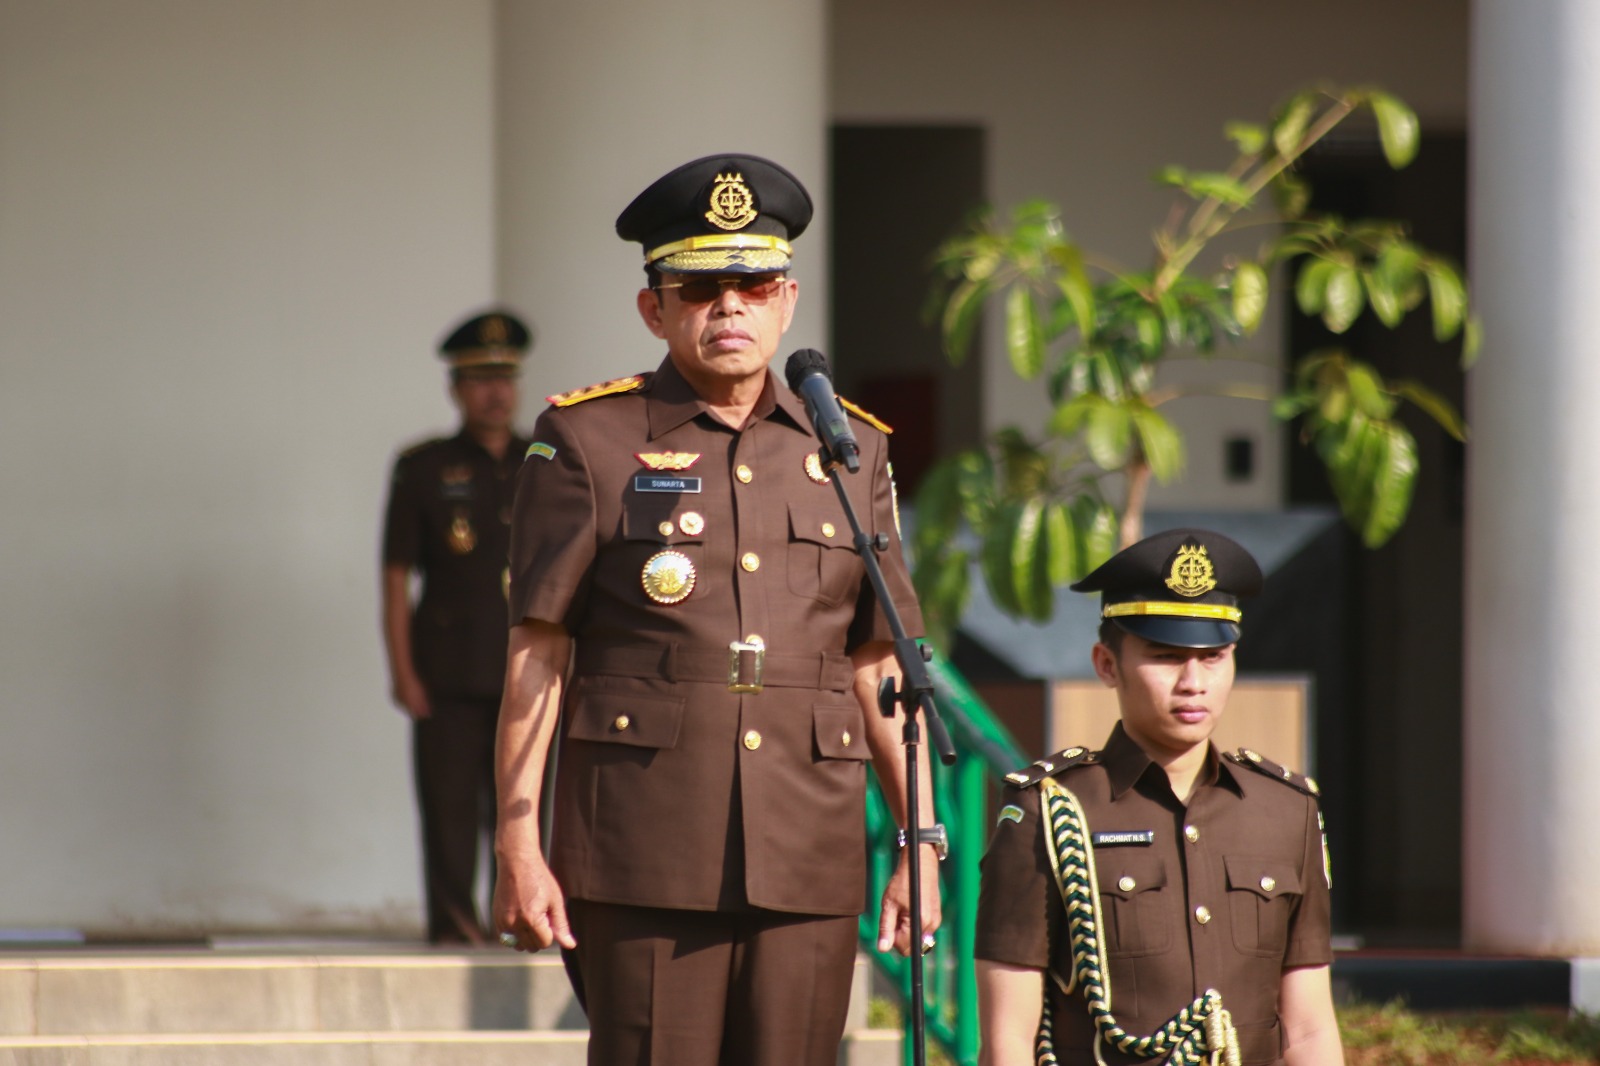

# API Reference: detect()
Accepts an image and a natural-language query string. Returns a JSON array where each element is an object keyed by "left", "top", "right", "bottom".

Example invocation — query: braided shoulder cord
[{"left": 1033, "top": 779, "right": 1240, "bottom": 1066}]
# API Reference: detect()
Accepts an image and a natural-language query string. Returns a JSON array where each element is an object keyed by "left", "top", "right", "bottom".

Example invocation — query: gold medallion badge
[
  {"left": 679, "top": 511, "right": 705, "bottom": 536},
  {"left": 803, "top": 452, "right": 831, "bottom": 485},
  {"left": 636, "top": 452, "right": 701, "bottom": 471},
  {"left": 641, "top": 550, "right": 697, "bottom": 604},
  {"left": 705, "top": 172, "right": 758, "bottom": 231},
  {"left": 449, "top": 510, "right": 477, "bottom": 554},
  {"left": 1164, "top": 543, "right": 1216, "bottom": 597}
]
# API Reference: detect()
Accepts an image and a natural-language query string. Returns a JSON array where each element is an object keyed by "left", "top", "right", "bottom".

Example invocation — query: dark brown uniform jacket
[
  {"left": 508, "top": 356, "right": 923, "bottom": 916},
  {"left": 383, "top": 429, "right": 528, "bottom": 698},
  {"left": 975, "top": 723, "right": 1332, "bottom": 1066}
]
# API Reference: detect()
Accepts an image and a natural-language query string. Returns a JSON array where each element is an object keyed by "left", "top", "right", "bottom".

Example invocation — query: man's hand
[
  {"left": 876, "top": 841, "right": 943, "bottom": 954},
  {"left": 492, "top": 847, "right": 576, "bottom": 951},
  {"left": 390, "top": 672, "right": 431, "bottom": 720}
]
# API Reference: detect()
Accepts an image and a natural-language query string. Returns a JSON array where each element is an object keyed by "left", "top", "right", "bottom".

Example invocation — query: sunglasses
[{"left": 655, "top": 274, "right": 788, "bottom": 304}]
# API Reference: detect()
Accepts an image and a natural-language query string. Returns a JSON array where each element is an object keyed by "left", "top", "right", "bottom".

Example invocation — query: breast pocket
[
  {"left": 1224, "top": 854, "right": 1303, "bottom": 957},
  {"left": 786, "top": 502, "right": 861, "bottom": 607},
  {"left": 621, "top": 495, "right": 706, "bottom": 547},
  {"left": 1095, "top": 852, "right": 1172, "bottom": 958}
]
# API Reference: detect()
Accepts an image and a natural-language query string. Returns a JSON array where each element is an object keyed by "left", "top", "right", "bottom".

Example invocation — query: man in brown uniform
[
  {"left": 975, "top": 529, "right": 1344, "bottom": 1066},
  {"left": 491, "top": 154, "right": 941, "bottom": 1064},
  {"left": 380, "top": 310, "right": 531, "bottom": 945}
]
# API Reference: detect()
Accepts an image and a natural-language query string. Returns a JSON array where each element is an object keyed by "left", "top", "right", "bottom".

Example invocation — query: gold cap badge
[
  {"left": 705, "top": 172, "right": 758, "bottom": 231},
  {"left": 641, "top": 550, "right": 697, "bottom": 605},
  {"left": 1164, "top": 543, "right": 1217, "bottom": 597}
]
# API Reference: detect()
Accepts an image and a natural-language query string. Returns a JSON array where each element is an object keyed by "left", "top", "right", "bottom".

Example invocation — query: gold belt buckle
[{"left": 728, "top": 637, "right": 765, "bottom": 693}]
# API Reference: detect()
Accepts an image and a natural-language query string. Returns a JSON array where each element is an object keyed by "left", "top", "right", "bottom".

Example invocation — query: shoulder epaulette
[
  {"left": 1002, "top": 745, "right": 1100, "bottom": 789},
  {"left": 1225, "top": 748, "right": 1322, "bottom": 801},
  {"left": 546, "top": 374, "right": 646, "bottom": 408},
  {"left": 838, "top": 396, "right": 892, "bottom": 434},
  {"left": 397, "top": 436, "right": 446, "bottom": 460}
]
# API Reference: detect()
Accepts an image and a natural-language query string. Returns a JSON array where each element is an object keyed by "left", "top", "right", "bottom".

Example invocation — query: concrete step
[{"left": 0, "top": 949, "right": 901, "bottom": 1066}]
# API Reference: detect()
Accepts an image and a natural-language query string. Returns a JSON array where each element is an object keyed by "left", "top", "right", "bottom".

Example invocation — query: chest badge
[
  {"left": 637, "top": 452, "right": 701, "bottom": 471},
  {"left": 679, "top": 511, "right": 705, "bottom": 536},
  {"left": 1165, "top": 543, "right": 1217, "bottom": 597},
  {"left": 448, "top": 509, "right": 476, "bottom": 554},
  {"left": 804, "top": 452, "right": 831, "bottom": 485},
  {"left": 441, "top": 464, "right": 474, "bottom": 500},
  {"left": 642, "top": 550, "right": 697, "bottom": 604}
]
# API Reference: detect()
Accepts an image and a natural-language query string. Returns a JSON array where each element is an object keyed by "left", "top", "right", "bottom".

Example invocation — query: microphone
[{"left": 785, "top": 349, "right": 860, "bottom": 474}]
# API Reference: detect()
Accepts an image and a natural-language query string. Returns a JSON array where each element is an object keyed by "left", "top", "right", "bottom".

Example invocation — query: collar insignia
[
  {"left": 1165, "top": 543, "right": 1217, "bottom": 597},
  {"left": 705, "top": 172, "right": 758, "bottom": 231},
  {"left": 636, "top": 452, "right": 701, "bottom": 471}
]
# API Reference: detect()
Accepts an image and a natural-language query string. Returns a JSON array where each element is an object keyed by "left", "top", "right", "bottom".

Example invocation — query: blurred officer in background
[{"left": 381, "top": 310, "right": 531, "bottom": 945}]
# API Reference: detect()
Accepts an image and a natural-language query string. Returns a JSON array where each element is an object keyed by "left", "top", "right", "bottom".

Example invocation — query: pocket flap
[
  {"left": 567, "top": 689, "right": 685, "bottom": 749},
  {"left": 814, "top": 703, "right": 870, "bottom": 760},
  {"left": 1096, "top": 852, "right": 1169, "bottom": 899},
  {"left": 622, "top": 497, "right": 703, "bottom": 544},
  {"left": 1224, "top": 854, "right": 1302, "bottom": 899},
  {"left": 788, "top": 502, "right": 851, "bottom": 548}
]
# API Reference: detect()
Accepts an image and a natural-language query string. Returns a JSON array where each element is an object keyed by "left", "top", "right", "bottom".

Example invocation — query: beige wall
[
  {"left": 0, "top": 0, "right": 497, "bottom": 933},
  {"left": 830, "top": 0, "right": 1469, "bottom": 511}
]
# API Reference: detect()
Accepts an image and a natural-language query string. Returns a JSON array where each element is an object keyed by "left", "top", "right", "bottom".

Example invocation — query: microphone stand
[{"left": 820, "top": 446, "right": 956, "bottom": 1066}]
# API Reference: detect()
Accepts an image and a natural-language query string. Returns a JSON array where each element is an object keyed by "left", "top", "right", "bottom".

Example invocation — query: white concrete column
[
  {"left": 1464, "top": 0, "right": 1600, "bottom": 955},
  {"left": 494, "top": 1, "right": 829, "bottom": 411}
]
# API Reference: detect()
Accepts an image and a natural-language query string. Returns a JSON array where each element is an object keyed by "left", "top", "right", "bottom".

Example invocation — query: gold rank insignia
[
  {"left": 642, "top": 550, "right": 696, "bottom": 604},
  {"left": 1164, "top": 543, "right": 1217, "bottom": 597},
  {"left": 839, "top": 396, "right": 892, "bottom": 434},
  {"left": 441, "top": 464, "right": 472, "bottom": 488},
  {"left": 636, "top": 452, "right": 701, "bottom": 471},
  {"left": 803, "top": 452, "right": 830, "bottom": 485},
  {"left": 449, "top": 510, "right": 476, "bottom": 554},
  {"left": 705, "top": 172, "right": 758, "bottom": 231},
  {"left": 546, "top": 375, "right": 646, "bottom": 407},
  {"left": 679, "top": 511, "right": 705, "bottom": 536}
]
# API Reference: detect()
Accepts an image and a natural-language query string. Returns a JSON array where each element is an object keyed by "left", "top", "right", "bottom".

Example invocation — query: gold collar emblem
[
  {"left": 705, "top": 172, "right": 758, "bottom": 231},
  {"left": 641, "top": 550, "right": 696, "bottom": 604},
  {"left": 1164, "top": 543, "right": 1216, "bottom": 597},
  {"left": 636, "top": 452, "right": 701, "bottom": 471},
  {"left": 803, "top": 452, "right": 831, "bottom": 485}
]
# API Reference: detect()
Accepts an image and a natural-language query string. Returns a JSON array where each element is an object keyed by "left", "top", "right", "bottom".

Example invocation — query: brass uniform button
[
  {"left": 735, "top": 464, "right": 754, "bottom": 483},
  {"left": 1184, "top": 825, "right": 1200, "bottom": 844},
  {"left": 841, "top": 731, "right": 852, "bottom": 747},
  {"left": 821, "top": 522, "right": 836, "bottom": 538},
  {"left": 741, "top": 552, "right": 761, "bottom": 572},
  {"left": 1260, "top": 875, "right": 1276, "bottom": 892},
  {"left": 657, "top": 521, "right": 675, "bottom": 536},
  {"left": 743, "top": 730, "right": 762, "bottom": 751},
  {"left": 1118, "top": 876, "right": 1136, "bottom": 892},
  {"left": 614, "top": 715, "right": 631, "bottom": 732},
  {"left": 1194, "top": 906, "right": 1212, "bottom": 925}
]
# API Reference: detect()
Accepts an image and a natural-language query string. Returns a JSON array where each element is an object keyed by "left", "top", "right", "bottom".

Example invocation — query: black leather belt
[{"left": 574, "top": 640, "right": 854, "bottom": 694}]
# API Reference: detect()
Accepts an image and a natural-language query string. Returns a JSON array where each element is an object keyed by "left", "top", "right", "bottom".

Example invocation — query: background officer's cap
[
  {"left": 615, "top": 153, "right": 813, "bottom": 274},
  {"left": 1071, "top": 527, "right": 1263, "bottom": 649},
  {"left": 437, "top": 310, "right": 532, "bottom": 378}
]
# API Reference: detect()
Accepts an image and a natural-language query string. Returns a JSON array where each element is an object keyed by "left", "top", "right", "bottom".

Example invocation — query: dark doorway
[
  {"left": 1287, "top": 132, "right": 1468, "bottom": 946},
  {"left": 829, "top": 125, "right": 986, "bottom": 497}
]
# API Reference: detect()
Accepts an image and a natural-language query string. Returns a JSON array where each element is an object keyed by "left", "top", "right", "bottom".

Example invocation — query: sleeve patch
[
  {"left": 997, "top": 804, "right": 1025, "bottom": 826},
  {"left": 525, "top": 441, "right": 557, "bottom": 461}
]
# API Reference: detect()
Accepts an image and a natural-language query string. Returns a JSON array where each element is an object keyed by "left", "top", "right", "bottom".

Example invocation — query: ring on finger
[
  {"left": 498, "top": 931, "right": 518, "bottom": 949},
  {"left": 920, "top": 933, "right": 936, "bottom": 955}
]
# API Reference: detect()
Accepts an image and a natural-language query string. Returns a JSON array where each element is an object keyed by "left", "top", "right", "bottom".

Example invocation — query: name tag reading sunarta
[
  {"left": 1092, "top": 830, "right": 1155, "bottom": 847},
  {"left": 633, "top": 474, "right": 703, "bottom": 494}
]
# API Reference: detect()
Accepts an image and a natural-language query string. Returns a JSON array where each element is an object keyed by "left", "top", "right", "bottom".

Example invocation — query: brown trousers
[
  {"left": 411, "top": 696, "right": 499, "bottom": 944},
  {"left": 565, "top": 900, "right": 860, "bottom": 1066}
]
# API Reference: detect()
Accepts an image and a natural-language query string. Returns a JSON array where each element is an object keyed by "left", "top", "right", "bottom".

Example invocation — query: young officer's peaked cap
[
  {"left": 1071, "top": 527, "right": 1263, "bottom": 649},
  {"left": 437, "top": 309, "right": 532, "bottom": 376},
  {"left": 616, "top": 153, "right": 813, "bottom": 274}
]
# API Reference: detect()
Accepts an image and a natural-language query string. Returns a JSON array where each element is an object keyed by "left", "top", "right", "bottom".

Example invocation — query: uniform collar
[
  {"left": 645, "top": 355, "right": 810, "bottom": 439},
  {"left": 1100, "top": 721, "right": 1240, "bottom": 800}
]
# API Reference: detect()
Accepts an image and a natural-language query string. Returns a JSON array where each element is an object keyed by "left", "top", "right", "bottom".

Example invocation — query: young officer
[{"left": 975, "top": 528, "right": 1344, "bottom": 1066}]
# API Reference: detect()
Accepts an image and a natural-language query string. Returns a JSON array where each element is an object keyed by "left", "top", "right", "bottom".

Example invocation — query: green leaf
[
  {"left": 1272, "top": 172, "right": 1312, "bottom": 219},
  {"left": 1361, "top": 423, "right": 1418, "bottom": 546},
  {"left": 1344, "top": 362, "right": 1396, "bottom": 419},
  {"left": 940, "top": 278, "right": 986, "bottom": 365},
  {"left": 1224, "top": 121, "right": 1268, "bottom": 156},
  {"left": 1363, "top": 269, "right": 1403, "bottom": 328},
  {"left": 1232, "top": 261, "right": 1269, "bottom": 335},
  {"left": 1084, "top": 400, "right": 1134, "bottom": 470},
  {"left": 1070, "top": 496, "right": 1119, "bottom": 575},
  {"left": 1049, "top": 392, "right": 1100, "bottom": 437},
  {"left": 1005, "top": 284, "right": 1044, "bottom": 379},
  {"left": 1391, "top": 379, "right": 1468, "bottom": 441},
  {"left": 912, "top": 548, "right": 969, "bottom": 653},
  {"left": 1424, "top": 259, "right": 1466, "bottom": 341},
  {"left": 1461, "top": 313, "right": 1482, "bottom": 368},
  {"left": 1042, "top": 502, "right": 1077, "bottom": 588},
  {"left": 1370, "top": 91, "right": 1420, "bottom": 169},
  {"left": 1373, "top": 241, "right": 1422, "bottom": 296},
  {"left": 1184, "top": 171, "right": 1255, "bottom": 207},
  {"left": 1134, "top": 307, "right": 1164, "bottom": 358},
  {"left": 979, "top": 501, "right": 1026, "bottom": 616},
  {"left": 1055, "top": 251, "right": 1097, "bottom": 342},
  {"left": 1130, "top": 403, "right": 1186, "bottom": 483},
  {"left": 1011, "top": 497, "right": 1051, "bottom": 620},
  {"left": 1272, "top": 391, "right": 1318, "bottom": 421},
  {"left": 1153, "top": 165, "right": 1189, "bottom": 189},
  {"left": 1296, "top": 258, "right": 1337, "bottom": 315},
  {"left": 1273, "top": 92, "right": 1316, "bottom": 159},
  {"left": 1323, "top": 263, "right": 1365, "bottom": 333}
]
